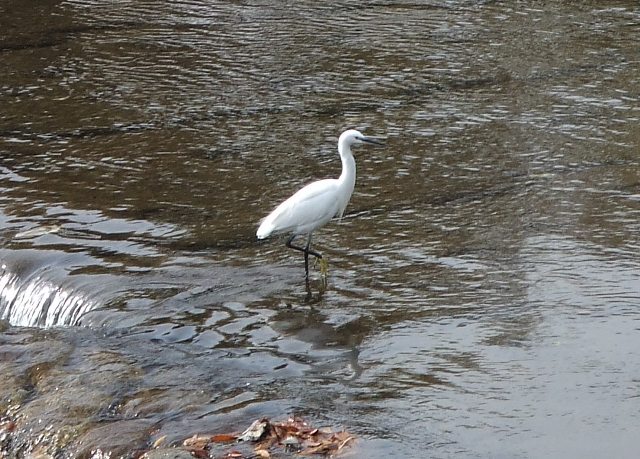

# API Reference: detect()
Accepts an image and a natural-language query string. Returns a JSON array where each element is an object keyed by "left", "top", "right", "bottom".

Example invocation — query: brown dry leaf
[
  {"left": 299, "top": 441, "right": 334, "bottom": 456},
  {"left": 254, "top": 448, "right": 271, "bottom": 458},
  {"left": 211, "top": 433, "right": 238, "bottom": 443},
  {"left": 256, "top": 433, "right": 279, "bottom": 451},
  {"left": 183, "top": 434, "right": 212, "bottom": 449},
  {"left": 302, "top": 441, "right": 321, "bottom": 448},
  {"left": 190, "top": 448, "right": 210, "bottom": 459},
  {"left": 270, "top": 424, "right": 290, "bottom": 441},
  {"left": 299, "top": 445, "right": 329, "bottom": 455},
  {"left": 332, "top": 431, "right": 352, "bottom": 442},
  {"left": 337, "top": 435, "right": 355, "bottom": 451},
  {"left": 180, "top": 417, "right": 354, "bottom": 458},
  {"left": 299, "top": 431, "right": 355, "bottom": 456}
]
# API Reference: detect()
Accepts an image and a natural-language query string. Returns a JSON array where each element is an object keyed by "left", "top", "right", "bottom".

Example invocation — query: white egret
[{"left": 257, "top": 129, "right": 383, "bottom": 278}]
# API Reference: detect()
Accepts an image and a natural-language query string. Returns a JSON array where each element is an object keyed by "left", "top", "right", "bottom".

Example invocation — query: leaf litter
[{"left": 182, "top": 417, "right": 355, "bottom": 458}]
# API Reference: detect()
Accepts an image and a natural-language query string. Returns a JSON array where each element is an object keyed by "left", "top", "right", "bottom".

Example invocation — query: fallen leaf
[
  {"left": 332, "top": 431, "right": 352, "bottom": 442},
  {"left": 337, "top": 435, "right": 355, "bottom": 451},
  {"left": 211, "top": 433, "right": 238, "bottom": 443},
  {"left": 270, "top": 424, "right": 289, "bottom": 441},
  {"left": 188, "top": 448, "right": 209, "bottom": 459},
  {"left": 299, "top": 431, "right": 355, "bottom": 456},
  {"left": 183, "top": 434, "right": 211, "bottom": 449},
  {"left": 181, "top": 417, "right": 355, "bottom": 458},
  {"left": 255, "top": 432, "right": 279, "bottom": 451},
  {"left": 303, "top": 441, "right": 321, "bottom": 448},
  {"left": 300, "top": 441, "right": 332, "bottom": 456}
]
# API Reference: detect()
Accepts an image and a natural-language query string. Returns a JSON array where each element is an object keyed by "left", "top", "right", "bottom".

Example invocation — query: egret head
[{"left": 339, "top": 129, "right": 384, "bottom": 148}]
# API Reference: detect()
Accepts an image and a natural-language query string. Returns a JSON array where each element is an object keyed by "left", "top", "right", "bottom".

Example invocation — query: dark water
[{"left": 1, "top": 0, "right": 639, "bottom": 457}]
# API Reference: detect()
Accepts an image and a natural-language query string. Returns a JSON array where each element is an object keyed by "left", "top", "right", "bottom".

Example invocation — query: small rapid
[{"left": 0, "top": 264, "right": 96, "bottom": 327}]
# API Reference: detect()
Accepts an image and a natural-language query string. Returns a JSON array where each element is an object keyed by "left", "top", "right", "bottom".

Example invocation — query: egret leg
[
  {"left": 304, "top": 248, "right": 309, "bottom": 278},
  {"left": 286, "top": 234, "right": 322, "bottom": 278},
  {"left": 303, "top": 233, "right": 313, "bottom": 278}
]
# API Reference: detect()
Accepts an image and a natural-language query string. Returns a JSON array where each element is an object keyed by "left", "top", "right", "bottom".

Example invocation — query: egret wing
[{"left": 257, "top": 179, "right": 340, "bottom": 237}]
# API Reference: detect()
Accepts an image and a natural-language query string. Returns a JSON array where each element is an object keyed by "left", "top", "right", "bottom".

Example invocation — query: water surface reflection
[{"left": 1, "top": 0, "right": 639, "bottom": 457}]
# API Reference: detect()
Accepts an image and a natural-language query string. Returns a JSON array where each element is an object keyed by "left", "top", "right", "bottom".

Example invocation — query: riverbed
[{"left": 1, "top": 1, "right": 639, "bottom": 458}]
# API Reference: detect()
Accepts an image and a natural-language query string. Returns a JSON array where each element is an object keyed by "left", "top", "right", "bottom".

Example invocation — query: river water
[{"left": 1, "top": 0, "right": 639, "bottom": 458}]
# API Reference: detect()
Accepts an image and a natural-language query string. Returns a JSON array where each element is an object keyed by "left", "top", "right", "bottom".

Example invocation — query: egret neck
[{"left": 336, "top": 136, "right": 357, "bottom": 219}]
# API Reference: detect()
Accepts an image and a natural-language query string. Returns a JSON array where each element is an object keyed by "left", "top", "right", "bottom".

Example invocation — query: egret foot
[{"left": 318, "top": 257, "right": 329, "bottom": 277}]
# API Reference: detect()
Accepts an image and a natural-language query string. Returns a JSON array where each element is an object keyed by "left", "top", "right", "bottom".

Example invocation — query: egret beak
[{"left": 361, "top": 136, "right": 385, "bottom": 146}]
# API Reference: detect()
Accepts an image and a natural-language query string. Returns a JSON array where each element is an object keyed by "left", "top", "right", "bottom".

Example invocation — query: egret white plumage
[{"left": 257, "top": 129, "right": 383, "bottom": 278}]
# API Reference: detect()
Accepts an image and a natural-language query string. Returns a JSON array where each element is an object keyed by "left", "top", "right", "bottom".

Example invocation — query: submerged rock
[
  {"left": 141, "top": 448, "right": 195, "bottom": 459},
  {"left": 71, "top": 419, "right": 155, "bottom": 458}
]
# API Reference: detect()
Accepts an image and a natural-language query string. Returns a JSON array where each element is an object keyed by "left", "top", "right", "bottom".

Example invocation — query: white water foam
[{"left": 0, "top": 265, "right": 97, "bottom": 327}]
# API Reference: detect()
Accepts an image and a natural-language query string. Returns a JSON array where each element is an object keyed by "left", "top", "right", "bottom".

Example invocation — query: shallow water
[{"left": 1, "top": 0, "right": 639, "bottom": 457}]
